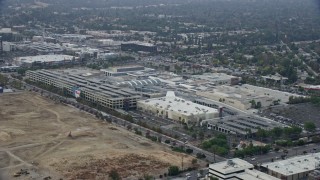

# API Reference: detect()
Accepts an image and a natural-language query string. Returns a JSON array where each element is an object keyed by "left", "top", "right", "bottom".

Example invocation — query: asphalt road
[{"left": 246, "top": 143, "right": 320, "bottom": 165}]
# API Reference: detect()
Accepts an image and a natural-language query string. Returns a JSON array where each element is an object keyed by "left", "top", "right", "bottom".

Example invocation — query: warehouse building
[
  {"left": 0, "top": 65, "right": 20, "bottom": 72},
  {"left": 15, "top": 55, "right": 78, "bottom": 67},
  {"left": 191, "top": 73, "right": 241, "bottom": 86},
  {"left": 26, "top": 69, "right": 140, "bottom": 109},
  {"left": 262, "top": 74, "right": 288, "bottom": 85},
  {"left": 202, "top": 115, "right": 280, "bottom": 136},
  {"left": 121, "top": 41, "right": 157, "bottom": 52},
  {"left": 261, "top": 153, "right": 320, "bottom": 180},
  {"left": 196, "top": 84, "right": 302, "bottom": 111},
  {"left": 209, "top": 158, "right": 279, "bottom": 180},
  {"left": 137, "top": 91, "right": 219, "bottom": 124},
  {"left": 196, "top": 85, "right": 275, "bottom": 110}
]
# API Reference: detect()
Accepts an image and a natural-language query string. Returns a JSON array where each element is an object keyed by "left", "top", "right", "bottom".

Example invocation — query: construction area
[{"left": 0, "top": 92, "right": 196, "bottom": 179}]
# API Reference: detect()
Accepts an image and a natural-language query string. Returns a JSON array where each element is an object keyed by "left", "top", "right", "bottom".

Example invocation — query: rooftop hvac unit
[{"left": 227, "top": 159, "right": 234, "bottom": 166}]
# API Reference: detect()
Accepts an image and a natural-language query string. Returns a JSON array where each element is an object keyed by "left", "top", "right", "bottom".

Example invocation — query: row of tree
[
  {"left": 234, "top": 144, "right": 271, "bottom": 158},
  {"left": 202, "top": 134, "right": 229, "bottom": 156}
]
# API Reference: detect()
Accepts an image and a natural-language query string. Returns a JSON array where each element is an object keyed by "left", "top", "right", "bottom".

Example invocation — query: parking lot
[{"left": 262, "top": 103, "right": 320, "bottom": 128}]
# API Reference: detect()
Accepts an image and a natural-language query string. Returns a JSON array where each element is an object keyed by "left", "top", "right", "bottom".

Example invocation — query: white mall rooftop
[{"left": 142, "top": 91, "right": 218, "bottom": 116}]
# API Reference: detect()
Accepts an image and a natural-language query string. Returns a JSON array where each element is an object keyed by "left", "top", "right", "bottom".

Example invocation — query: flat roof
[
  {"left": 28, "top": 69, "right": 140, "bottom": 99},
  {"left": 139, "top": 91, "right": 218, "bottom": 116},
  {"left": 304, "top": 85, "right": 320, "bottom": 90},
  {"left": 121, "top": 41, "right": 155, "bottom": 47},
  {"left": 209, "top": 158, "right": 254, "bottom": 174},
  {"left": 17, "top": 55, "right": 75, "bottom": 64},
  {"left": 262, "top": 152, "right": 320, "bottom": 176},
  {"left": 192, "top": 73, "right": 239, "bottom": 82},
  {"left": 262, "top": 75, "right": 289, "bottom": 81},
  {"left": 237, "top": 169, "right": 280, "bottom": 180},
  {"left": 242, "top": 84, "right": 303, "bottom": 103}
]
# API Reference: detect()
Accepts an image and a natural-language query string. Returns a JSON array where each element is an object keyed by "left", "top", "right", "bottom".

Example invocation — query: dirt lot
[{"left": 0, "top": 92, "right": 197, "bottom": 180}]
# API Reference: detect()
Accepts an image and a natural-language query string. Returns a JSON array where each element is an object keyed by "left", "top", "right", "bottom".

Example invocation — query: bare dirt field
[{"left": 0, "top": 92, "right": 197, "bottom": 180}]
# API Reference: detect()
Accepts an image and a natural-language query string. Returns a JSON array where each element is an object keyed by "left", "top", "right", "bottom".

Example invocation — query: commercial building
[
  {"left": 261, "top": 152, "right": 320, "bottom": 180},
  {"left": 54, "top": 34, "right": 93, "bottom": 42},
  {"left": 90, "top": 39, "right": 122, "bottom": 47},
  {"left": 134, "top": 86, "right": 164, "bottom": 98},
  {"left": 0, "top": 66, "right": 20, "bottom": 72},
  {"left": 196, "top": 85, "right": 275, "bottom": 110},
  {"left": 209, "top": 158, "right": 279, "bottom": 180},
  {"left": 303, "top": 85, "right": 320, "bottom": 96},
  {"left": 137, "top": 91, "right": 219, "bottom": 124},
  {"left": 121, "top": 41, "right": 157, "bottom": 52},
  {"left": 15, "top": 55, "right": 77, "bottom": 67},
  {"left": 17, "top": 42, "right": 64, "bottom": 54},
  {"left": 101, "top": 65, "right": 155, "bottom": 77},
  {"left": 0, "top": 28, "right": 16, "bottom": 41},
  {"left": 2, "top": 42, "right": 16, "bottom": 52},
  {"left": 309, "top": 169, "right": 320, "bottom": 180},
  {"left": 262, "top": 74, "right": 288, "bottom": 85},
  {"left": 191, "top": 73, "right": 241, "bottom": 86},
  {"left": 97, "top": 52, "right": 118, "bottom": 60},
  {"left": 116, "top": 78, "right": 161, "bottom": 87},
  {"left": 196, "top": 84, "right": 302, "bottom": 111},
  {"left": 26, "top": 69, "right": 140, "bottom": 109},
  {"left": 0, "top": 36, "right": 2, "bottom": 54},
  {"left": 202, "top": 115, "right": 280, "bottom": 136},
  {"left": 241, "top": 84, "right": 303, "bottom": 103}
]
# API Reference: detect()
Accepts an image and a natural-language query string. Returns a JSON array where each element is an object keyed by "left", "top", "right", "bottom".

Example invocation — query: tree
[
  {"left": 271, "top": 127, "right": 283, "bottom": 137},
  {"left": 168, "top": 166, "right": 180, "bottom": 176},
  {"left": 196, "top": 153, "right": 206, "bottom": 159},
  {"left": 0, "top": 74, "right": 8, "bottom": 86},
  {"left": 192, "top": 158, "right": 198, "bottom": 165},
  {"left": 185, "top": 148, "right": 193, "bottom": 154},
  {"left": 256, "top": 128, "right": 268, "bottom": 139},
  {"left": 250, "top": 100, "right": 256, "bottom": 108},
  {"left": 143, "top": 174, "right": 153, "bottom": 180},
  {"left": 192, "top": 133, "right": 197, "bottom": 139},
  {"left": 199, "top": 131, "right": 205, "bottom": 140},
  {"left": 256, "top": 101, "right": 262, "bottom": 109},
  {"left": 109, "top": 169, "right": 121, "bottom": 180},
  {"left": 304, "top": 121, "right": 316, "bottom": 132},
  {"left": 17, "top": 68, "right": 27, "bottom": 75},
  {"left": 312, "top": 136, "right": 320, "bottom": 143}
]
